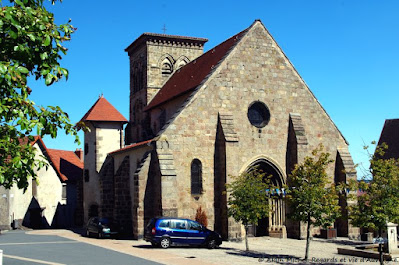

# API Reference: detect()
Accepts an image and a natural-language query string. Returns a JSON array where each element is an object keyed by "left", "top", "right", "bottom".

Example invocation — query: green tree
[
  {"left": 348, "top": 142, "right": 399, "bottom": 237},
  {"left": 286, "top": 145, "right": 341, "bottom": 261},
  {"left": 226, "top": 167, "right": 273, "bottom": 251},
  {"left": 0, "top": 0, "right": 78, "bottom": 190}
]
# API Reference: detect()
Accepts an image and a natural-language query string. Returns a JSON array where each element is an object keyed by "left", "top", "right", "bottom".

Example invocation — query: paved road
[
  {"left": 0, "top": 230, "right": 160, "bottom": 265},
  {"left": 2, "top": 229, "right": 399, "bottom": 265}
]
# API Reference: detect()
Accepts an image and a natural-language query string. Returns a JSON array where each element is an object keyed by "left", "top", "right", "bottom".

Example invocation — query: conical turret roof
[{"left": 80, "top": 96, "right": 127, "bottom": 123}]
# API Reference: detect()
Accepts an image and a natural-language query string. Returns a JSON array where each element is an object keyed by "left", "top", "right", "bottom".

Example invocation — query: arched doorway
[{"left": 247, "top": 159, "right": 286, "bottom": 238}]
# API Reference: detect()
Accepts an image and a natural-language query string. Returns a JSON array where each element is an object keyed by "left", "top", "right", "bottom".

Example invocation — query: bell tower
[{"left": 124, "top": 33, "right": 208, "bottom": 144}]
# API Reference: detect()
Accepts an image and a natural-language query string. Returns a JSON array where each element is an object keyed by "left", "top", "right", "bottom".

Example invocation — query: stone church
[{"left": 79, "top": 20, "right": 358, "bottom": 240}]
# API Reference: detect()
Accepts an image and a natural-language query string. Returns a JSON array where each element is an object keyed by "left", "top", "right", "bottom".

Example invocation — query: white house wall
[{"left": 33, "top": 143, "right": 63, "bottom": 226}]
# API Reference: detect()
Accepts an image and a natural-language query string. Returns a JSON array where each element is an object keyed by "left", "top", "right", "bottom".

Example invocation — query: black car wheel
[
  {"left": 207, "top": 238, "right": 217, "bottom": 249},
  {"left": 160, "top": 237, "right": 171, "bottom": 249},
  {"left": 85, "top": 229, "right": 90, "bottom": 238},
  {"left": 98, "top": 232, "right": 103, "bottom": 239}
]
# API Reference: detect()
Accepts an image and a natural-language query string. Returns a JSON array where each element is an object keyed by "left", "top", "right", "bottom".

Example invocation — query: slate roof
[
  {"left": 80, "top": 96, "right": 127, "bottom": 123},
  {"left": 144, "top": 27, "right": 248, "bottom": 111},
  {"left": 377, "top": 119, "right": 399, "bottom": 159},
  {"left": 108, "top": 139, "right": 153, "bottom": 155},
  {"left": 47, "top": 149, "right": 83, "bottom": 182}
]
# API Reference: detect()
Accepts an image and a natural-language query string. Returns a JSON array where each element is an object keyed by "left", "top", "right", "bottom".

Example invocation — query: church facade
[{"left": 80, "top": 20, "right": 358, "bottom": 240}]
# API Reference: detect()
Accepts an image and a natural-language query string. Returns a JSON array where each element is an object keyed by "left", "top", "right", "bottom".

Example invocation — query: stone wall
[
  {"left": 143, "top": 151, "right": 162, "bottom": 233},
  {"left": 154, "top": 21, "right": 351, "bottom": 240},
  {"left": 0, "top": 187, "right": 11, "bottom": 230},
  {"left": 99, "top": 157, "right": 115, "bottom": 219},
  {"left": 114, "top": 156, "right": 132, "bottom": 236},
  {"left": 125, "top": 35, "right": 206, "bottom": 144},
  {"left": 83, "top": 122, "right": 99, "bottom": 222},
  {"left": 214, "top": 119, "right": 228, "bottom": 239},
  {"left": 84, "top": 121, "right": 123, "bottom": 223}
]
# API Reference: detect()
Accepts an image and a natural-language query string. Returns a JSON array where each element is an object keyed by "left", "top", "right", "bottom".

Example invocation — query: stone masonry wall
[
  {"left": 99, "top": 157, "right": 115, "bottom": 219},
  {"left": 126, "top": 37, "right": 205, "bottom": 144},
  {"left": 114, "top": 156, "right": 132, "bottom": 237},
  {"left": 155, "top": 21, "right": 350, "bottom": 240},
  {"left": 146, "top": 41, "right": 205, "bottom": 102}
]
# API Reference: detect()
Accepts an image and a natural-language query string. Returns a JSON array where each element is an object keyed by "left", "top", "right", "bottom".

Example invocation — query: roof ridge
[
  {"left": 48, "top": 148, "right": 75, "bottom": 152},
  {"left": 109, "top": 139, "right": 153, "bottom": 155}
]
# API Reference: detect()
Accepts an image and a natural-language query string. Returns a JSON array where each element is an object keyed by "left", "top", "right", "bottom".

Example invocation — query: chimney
[{"left": 75, "top": 148, "right": 83, "bottom": 161}]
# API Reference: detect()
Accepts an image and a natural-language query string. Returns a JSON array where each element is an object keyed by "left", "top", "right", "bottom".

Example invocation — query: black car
[
  {"left": 85, "top": 217, "right": 118, "bottom": 239},
  {"left": 144, "top": 217, "right": 222, "bottom": 249}
]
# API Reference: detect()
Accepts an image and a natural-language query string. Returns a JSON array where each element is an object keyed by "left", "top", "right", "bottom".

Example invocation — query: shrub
[{"left": 195, "top": 206, "right": 208, "bottom": 227}]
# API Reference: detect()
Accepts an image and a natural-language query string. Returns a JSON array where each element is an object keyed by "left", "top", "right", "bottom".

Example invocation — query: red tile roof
[
  {"left": 17, "top": 136, "right": 68, "bottom": 182},
  {"left": 47, "top": 149, "right": 83, "bottom": 182},
  {"left": 144, "top": 27, "right": 249, "bottom": 111},
  {"left": 80, "top": 96, "right": 127, "bottom": 123},
  {"left": 377, "top": 119, "right": 399, "bottom": 159},
  {"left": 17, "top": 136, "right": 83, "bottom": 182},
  {"left": 109, "top": 139, "right": 153, "bottom": 155}
]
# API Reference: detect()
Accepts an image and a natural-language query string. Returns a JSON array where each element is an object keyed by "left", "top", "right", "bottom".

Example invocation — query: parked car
[
  {"left": 144, "top": 217, "right": 222, "bottom": 249},
  {"left": 85, "top": 217, "right": 118, "bottom": 239}
]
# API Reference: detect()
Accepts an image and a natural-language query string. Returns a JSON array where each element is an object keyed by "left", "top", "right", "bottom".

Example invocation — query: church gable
[
  {"left": 159, "top": 20, "right": 347, "bottom": 149},
  {"left": 155, "top": 20, "right": 350, "bottom": 197}
]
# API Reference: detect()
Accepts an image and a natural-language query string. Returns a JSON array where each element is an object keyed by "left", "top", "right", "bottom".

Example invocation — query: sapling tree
[
  {"left": 226, "top": 167, "right": 273, "bottom": 251},
  {"left": 348, "top": 142, "right": 399, "bottom": 237},
  {"left": 286, "top": 145, "right": 341, "bottom": 261}
]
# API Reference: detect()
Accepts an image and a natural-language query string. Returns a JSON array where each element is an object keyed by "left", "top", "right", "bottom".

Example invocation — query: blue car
[{"left": 144, "top": 217, "right": 222, "bottom": 249}]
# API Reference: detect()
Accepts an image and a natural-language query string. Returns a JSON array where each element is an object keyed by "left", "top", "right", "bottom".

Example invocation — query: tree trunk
[
  {"left": 305, "top": 214, "right": 311, "bottom": 261},
  {"left": 244, "top": 224, "right": 249, "bottom": 252}
]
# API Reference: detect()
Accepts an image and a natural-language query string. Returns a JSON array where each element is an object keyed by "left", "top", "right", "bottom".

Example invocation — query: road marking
[
  {"left": 0, "top": 241, "right": 79, "bottom": 246},
  {"left": 3, "top": 254, "right": 66, "bottom": 265}
]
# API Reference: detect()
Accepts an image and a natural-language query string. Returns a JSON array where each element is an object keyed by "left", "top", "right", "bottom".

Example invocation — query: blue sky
[{"left": 26, "top": 0, "right": 398, "bottom": 178}]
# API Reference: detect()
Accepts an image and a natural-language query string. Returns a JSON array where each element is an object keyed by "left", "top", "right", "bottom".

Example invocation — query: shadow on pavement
[
  {"left": 133, "top": 244, "right": 154, "bottom": 249},
  {"left": 133, "top": 244, "right": 235, "bottom": 251},
  {"left": 322, "top": 239, "right": 365, "bottom": 246},
  {"left": 67, "top": 227, "right": 135, "bottom": 240},
  {"left": 68, "top": 227, "right": 85, "bottom": 236}
]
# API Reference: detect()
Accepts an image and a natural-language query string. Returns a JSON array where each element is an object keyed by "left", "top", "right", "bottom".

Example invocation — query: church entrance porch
[{"left": 247, "top": 158, "right": 286, "bottom": 238}]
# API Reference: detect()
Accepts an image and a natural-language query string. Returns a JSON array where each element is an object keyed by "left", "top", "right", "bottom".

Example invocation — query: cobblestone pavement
[{"left": 26, "top": 229, "right": 399, "bottom": 265}]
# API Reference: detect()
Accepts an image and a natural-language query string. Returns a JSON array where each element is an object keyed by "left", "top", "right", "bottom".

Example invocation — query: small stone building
[{"left": 80, "top": 20, "right": 358, "bottom": 240}]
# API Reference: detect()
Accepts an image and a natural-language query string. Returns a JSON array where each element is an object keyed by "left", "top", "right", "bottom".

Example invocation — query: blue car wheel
[
  {"left": 207, "top": 238, "right": 217, "bottom": 249},
  {"left": 160, "top": 237, "right": 171, "bottom": 249}
]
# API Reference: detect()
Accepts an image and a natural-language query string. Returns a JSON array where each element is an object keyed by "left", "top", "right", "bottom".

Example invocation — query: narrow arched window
[
  {"left": 176, "top": 60, "right": 187, "bottom": 70},
  {"left": 161, "top": 59, "right": 173, "bottom": 75},
  {"left": 191, "top": 159, "right": 202, "bottom": 195}
]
